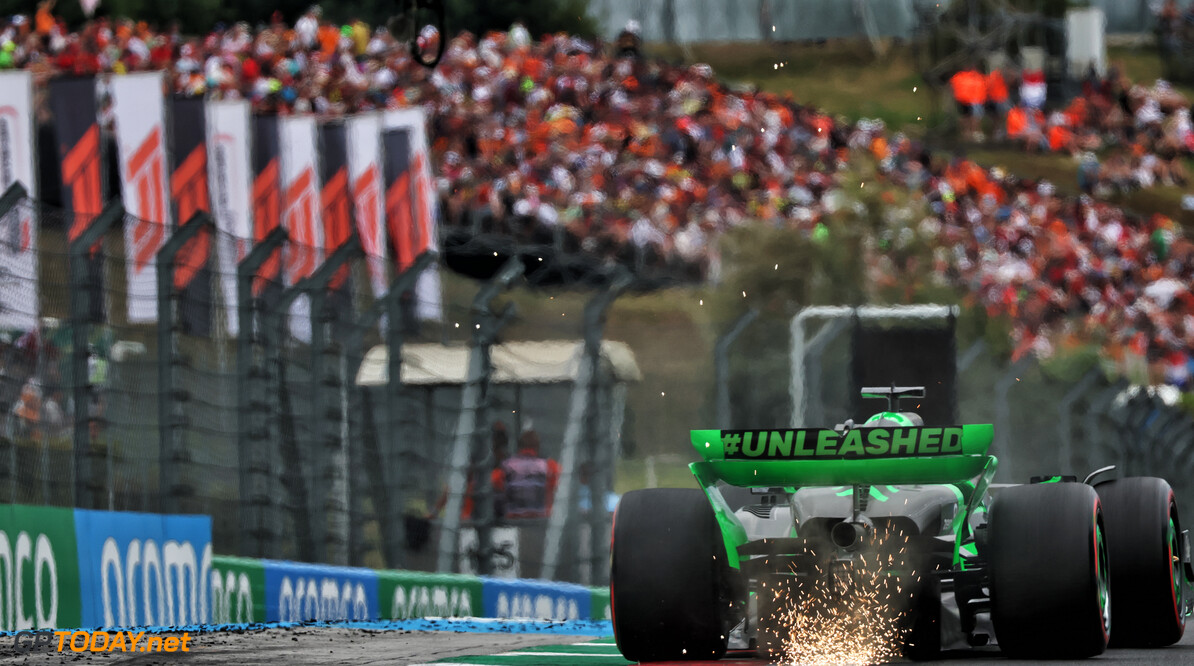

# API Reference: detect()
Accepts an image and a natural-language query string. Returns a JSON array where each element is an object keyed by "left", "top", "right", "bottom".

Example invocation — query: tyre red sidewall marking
[
  {"left": 609, "top": 505, "right": 618, "bottom": 633},
  {"left": 1093, "top": 499, "right": 1110, "bottom": 643},
  {"left": 1167, "top": 492, "right": 1182, "bottom": 628}
]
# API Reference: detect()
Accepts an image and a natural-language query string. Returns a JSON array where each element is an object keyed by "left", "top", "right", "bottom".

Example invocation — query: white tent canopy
[{"left": 355, "top": 340, "right": 642, "bottom": 387}]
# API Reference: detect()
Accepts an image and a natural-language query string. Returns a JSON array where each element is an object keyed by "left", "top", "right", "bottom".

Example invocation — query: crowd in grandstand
[
  {"left": 1157, "top": 0, "right": 1194, "bottom": 53},
  {"left": 852, "top": 117, "right": 1194, "bottom": 387},
  {"left": 1, "top": 7, "right": 1193, "bottom": 388},
  {"left": 949, "top": 61, "right": 1192, "bottom": 196}
]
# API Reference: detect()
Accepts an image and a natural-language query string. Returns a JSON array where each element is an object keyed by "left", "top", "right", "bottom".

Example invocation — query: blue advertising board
[
  {"left": 262, "top": 559, "right": 379, "bottom": 622},
  {"left": 481, "top": 577, "right": 592, "bottom": 621},
  {"left": 73, "top": 509, "right": 212, "bottom": 628}
]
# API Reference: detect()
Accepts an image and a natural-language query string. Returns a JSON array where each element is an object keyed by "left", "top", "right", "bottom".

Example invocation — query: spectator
[
  {"left": 34, "top": 0, "right": 55, "bottom": 38},
  {"left": 87, "top": 343, "right": 107, "bottom": 440},
  {"left": 6, "top": 382, "right": 41, "bottom": 441},
  {"left": 1006, "top": 103, "right": 1046, "bottom": 150},
  {"left": 1020, "top": 67, "right": 1047, "bottom": 110},
  {"left": 295, "top": 6, "right": 321, "bottom": 50},
  {"left": 41, "top": 388, "right": 66, "bottom": 439},
  {"left": 494, "top": 428, "right": 560, "bottom": 519},
  {"left": 614, "top": 20, "right": 642, "bottom": 59},
  {"left": 985, "top": 63, "right": 1010, "bottom": 140},
  {"left": 950, "top": 63, "right": 987, "bottom": 142}
]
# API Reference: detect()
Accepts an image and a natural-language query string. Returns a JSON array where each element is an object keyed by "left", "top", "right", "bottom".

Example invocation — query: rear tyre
[
  {"left": 1096, "top": 477, "right": 1185, "bottom": 647},
  {"left": 611, "top": 488, "right": 733, "bottom": 662},
  {"left": 988, "top": 483, "right": 1110, "bottom": 658}
]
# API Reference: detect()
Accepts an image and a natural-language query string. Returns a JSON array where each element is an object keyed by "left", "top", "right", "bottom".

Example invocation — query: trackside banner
[
  {"left": 49, "top": 76, "right": 102, "bottom": 241},
  {"left": 319, "top": 122, "right": 353, "bottom": 260},
  {"left": 206, "top": 100, "right": 253, "bottom": 336},
  {"left": 0, "top": 504, "right": 82, "bottom": 630},
  {"left": 1, "top": 503, "right": 609, "bottom": 631},
  {"left": 227, "top": 560, "right": 605, "bottom": 623},
  {"left": 346, "top": 113, "right": 387, "bottom": 307},
  {"left": 251, "top": 115, "right": 282, "bottom": 298},
  {"left": 49, "top": 76, "right": 104, "bottom": 323},
  {"left": 73, "top": 510, "right": 213, "bottom": 628},
  {"left": 382, "top": 108, "right": 441, "bottom": 322},
  {"left": 318, "top": 121, "right": 354, "bottom": 338},
  {"left": 0, "top": 70, "right": 38, "bottom": 333},
  {"left": 278, "top": 115, "right": 323, "bottom": 343},
  {"left": 169, "top": 95, "right": 212, "bottom": 337},
  {"left": 110, "top": 71, "right": 169, "bottom": 324},
  {"left": 0, "top": 504, "right": 210, "bottom": 631},
  {"left": 208, "top": 556, "right": 265, "bottom": 624}
]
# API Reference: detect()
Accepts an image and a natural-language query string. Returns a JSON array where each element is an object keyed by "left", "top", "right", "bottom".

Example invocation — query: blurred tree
[
  {"left": 444, "top": 0, "right": 597, "bottom": 40},
  {"left": 0, "top": 0, "right": 595, "bottom": 38}
]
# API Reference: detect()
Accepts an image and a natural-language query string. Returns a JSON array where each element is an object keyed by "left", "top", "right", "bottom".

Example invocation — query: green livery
[{"left": 610, "top": 384, "right": 1194, "bottom": 663}]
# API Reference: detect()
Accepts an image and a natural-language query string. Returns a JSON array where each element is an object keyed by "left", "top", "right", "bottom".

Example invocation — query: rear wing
[{"left": 689, "top": 425, "right": 994, "bottom": 487}]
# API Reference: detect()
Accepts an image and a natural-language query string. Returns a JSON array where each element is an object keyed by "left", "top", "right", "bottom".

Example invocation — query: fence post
[
  {"left": 715, "top": 309, "right": 758, "bottom": 429},
  {"left": 236, "top": 227, "right": 288, "bottom": 558},
  {"left": 67, "top": 199, "right": 124, "bottom": 510},
  {"left": 0, "top": 184, "right": 26, "bottom": 505},
  {"left": 1112, "top": 391, "right": 1155, "bottom": 475},
  {"left": 542, "top": 268, "right": 634, "bottom": 583},
  {"left": 266, "top": 279, "right": 317, "bottom": 563},
  {"left": 0, "top": 183, "right": 26, "bottom": 212},
  {"left": 1057, "top": 368, "right": 1101, "bottom": 472},
  {"left": 1085, "top": 381, "right": 1128, "bottom": 471},
  {"left": 436, "top": 257, "right": 524, "bottom": 575},
  {"left": 1135, "top": 395, "right": 1185, "bottom": 475},
  {"left": 301, "top": 238, "right": 363, "bottom": 566},
  {"left": 1168, "top": 418, "right": 1194, "bottom": 480},
  {"left": 155, "top": 213, "right": 214, "bottom": 515},
  {"left": 354, "top": 252, "right": 435, "bottom": 569},
  {"left": 956, "top": 340, "right": 986, "bottom": 373},
  {"left": 582, "top": 269, "right": 633, "bottom": 587},
  {"left": 993, "top": 355, "right": 1034, "bottom": 482}
]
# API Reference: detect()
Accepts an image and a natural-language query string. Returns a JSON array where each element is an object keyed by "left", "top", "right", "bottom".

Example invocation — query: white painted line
[
  {"left": 499, "top": 653, "right": 624, "bottom": 659},
  {"left": 569, "top": 642, "right": 618, "bottom": 647}
]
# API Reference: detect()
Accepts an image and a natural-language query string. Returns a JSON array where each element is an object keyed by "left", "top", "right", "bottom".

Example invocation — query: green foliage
[
  {"left": 712, "top": 159, "right": 962, "bottom": 321},
  {"left": 8, "top": 0, "right": 595, "bottom": 39},
  {"left": 1039, "top": 343, "right": 1104, "bottom": 383},
  {"left": 445, "top": 0, "right": 597, "bottom": 39},
  {"left": 1179, "top": 392, "right": 1194, "bottom": 419}
]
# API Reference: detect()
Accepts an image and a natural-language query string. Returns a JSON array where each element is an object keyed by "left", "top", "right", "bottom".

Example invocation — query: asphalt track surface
[{"left": 4, "top": 620, "right": 1194, "bottom": 665}]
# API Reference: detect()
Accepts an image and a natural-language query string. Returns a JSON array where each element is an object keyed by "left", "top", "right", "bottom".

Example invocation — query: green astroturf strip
[
  {"left": 514, "top": 643, "right": 624, "bottom": 653},
  {"left": 436, "top": 655, "right": 633, "bottom": 665},
  {"left": 432, "top": 640, "right": 632, "bottom": 665}
]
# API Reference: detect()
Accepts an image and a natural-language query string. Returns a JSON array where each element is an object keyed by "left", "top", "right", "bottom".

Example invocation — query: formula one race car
[{"left": 610, "top": 386, "right": 1194, "bottom": 662}]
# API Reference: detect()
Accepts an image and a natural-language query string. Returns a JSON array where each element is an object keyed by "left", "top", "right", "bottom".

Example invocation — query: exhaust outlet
[{"left": 830, "top": 520, "right": 869, "bottom": 551}]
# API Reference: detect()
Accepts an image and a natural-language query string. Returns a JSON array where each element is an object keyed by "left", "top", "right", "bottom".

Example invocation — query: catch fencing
[{"left": 0, "top": 187, "right": 633, "bottom": 586}]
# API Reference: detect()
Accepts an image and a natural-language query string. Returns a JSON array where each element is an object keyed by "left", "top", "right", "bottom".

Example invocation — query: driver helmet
[{"left": 861, "top": 412, "right": 924, "bottom": 427}]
